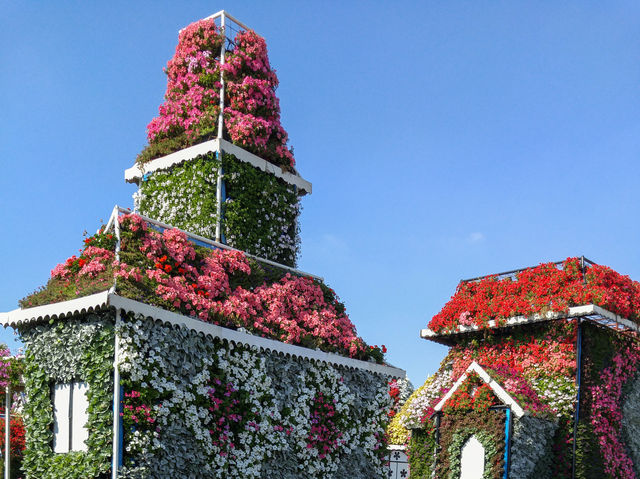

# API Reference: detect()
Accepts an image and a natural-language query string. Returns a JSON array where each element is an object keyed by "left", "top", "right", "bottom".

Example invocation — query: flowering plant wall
[
  {"left": 17, "top": 313, "right": 114, "bottom": 479},
  {"left": 429, "top": 257, "right": 640, "bottom": 333},
  {"left": 391, "top": 321, "right": 579, "bottom": 477},
  {"left": 139, "top": 18, "right": 294, "bottom": 169},
  {"left": 576, "top": 322, "right": 640, "bottom": 479},
  {"left": 137, "top": 152, "right": 300, "bottom": 266},
  {"left": 22, "top": 213, "right": 384, "bottom": 363},
  {"left": 117, "top": 314, "right": 393, "bottom": 479}
]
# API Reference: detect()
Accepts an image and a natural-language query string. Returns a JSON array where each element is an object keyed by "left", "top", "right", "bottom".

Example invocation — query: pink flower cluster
[
  {"left": 51, "top": 246, "right": 114, "bottom": 279},
  {"left": 589, "top": 345, "right": 640, "bottom": 479},
  {"left": 122, "top": 390, "right": 156, "bottom": 427},
  {"left": 145, "top": 19, "right": 294, "bottom": 167},
  {"left": 116, "top": 214, "right": 367, "bottom": 358},
  {"left": 306, "top": 392, "right": 344, "bottom": 460}
]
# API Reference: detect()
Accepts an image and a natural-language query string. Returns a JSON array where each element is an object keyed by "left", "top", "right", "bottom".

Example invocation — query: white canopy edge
[
  {"left": 433, "top": 361, "right": 526, "bottom": 418},
  {"left": 420, "top": 304, "right": 640, "bottom": 339},
  {"left": 2, "top": 292, "right": 404, "bottom": 378},
  {"left": 124, "top": 138, "right": 312, "bottom": 194}
]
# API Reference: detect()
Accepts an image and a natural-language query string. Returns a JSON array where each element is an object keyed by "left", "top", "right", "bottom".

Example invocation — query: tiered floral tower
[
  {"left": 389, "top": 257, "right": 640, "bottom": 479},
  {"left": 125, "top": 12, "right": 311, "bottom": 267},
  {"left": 1, "top": 12, "right": 404, "bottom": 479}
]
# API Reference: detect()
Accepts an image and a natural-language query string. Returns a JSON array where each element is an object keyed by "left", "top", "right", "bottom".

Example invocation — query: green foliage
[
  {"left": 222, "top": 153, "right": 300, "bottom": 266},
  {"left": 436, "top": 410, "right": 505, "bottom": 479},
  {"left": 137, "top": 152, "right": 301, "bottom": 266},
  {"left": 19, "top": 314, "right": 114, "bottom": 479},
  {"left": 139, "top": 154, "right": 221, "bottom": 239},
  {"left": 407, "top": 428, "right": 435, "bottom": 478},
  {"left": 136, "top": 132, "right": 193, "bottom": 165}
]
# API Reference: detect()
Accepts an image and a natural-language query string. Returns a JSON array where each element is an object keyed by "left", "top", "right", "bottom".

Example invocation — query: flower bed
[
  {"left": 139, "top": 18, "right": 294, "bottom": 169},
  {"left": 429, "top": 257, "right": 640, "bottom": 333},
  {"left": 20, "top": 213, "right": 385, "bottom": 363}
]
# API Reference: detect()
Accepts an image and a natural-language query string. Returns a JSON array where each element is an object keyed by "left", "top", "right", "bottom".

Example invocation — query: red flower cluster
[
  {"left": 0, "top": 416, "right": 25, "bottom": 458},
  {"left": 429, "top": 258, "right": 640, "bottom": 333},
  {"left": 443, "top": 374, "right": 497, "bottom": 413}
]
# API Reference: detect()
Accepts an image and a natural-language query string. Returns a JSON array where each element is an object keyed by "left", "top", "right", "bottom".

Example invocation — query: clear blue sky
[{"left": 1, "top": 1, "right": 639, "bottom": 386}]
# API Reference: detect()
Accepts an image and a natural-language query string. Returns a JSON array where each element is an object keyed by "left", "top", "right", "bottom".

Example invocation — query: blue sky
[{"left": 1, "top": 1, "right": 639, "bottom": 386}]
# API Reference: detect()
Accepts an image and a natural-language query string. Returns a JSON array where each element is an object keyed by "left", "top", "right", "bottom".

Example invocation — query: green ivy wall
[
  {"left": 138, "top": 153, "right": 300, "bottom": 266},
  {"left": 18, "top": 312, "right": 115, "bottom": 479}
]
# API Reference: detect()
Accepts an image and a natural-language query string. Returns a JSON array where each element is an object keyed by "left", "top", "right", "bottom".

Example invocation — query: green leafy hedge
[
  {"left": 138, "top": 152, "right": 300, "bottom": 266},
  {"left": 19, "top": 313, "right": 114, "bottom": 479}
]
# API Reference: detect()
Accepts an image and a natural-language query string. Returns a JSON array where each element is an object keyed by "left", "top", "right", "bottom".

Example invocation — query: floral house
[
  {"left": 1, "top": 11, "right": 404, "bottom": 479},
  {"left": 389, "top": 257, "right": 640, "bottom": 479}
]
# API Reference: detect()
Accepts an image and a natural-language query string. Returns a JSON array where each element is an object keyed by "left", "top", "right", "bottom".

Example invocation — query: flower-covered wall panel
[
  {"left": 138, "top": 153, "right": 300, "bottom": 266},
  {"left": 18, "top": 312, "right": 115, "bottom": 479},
  {"left": 117, "top": 314, "right": 392, "bottom": 479}
]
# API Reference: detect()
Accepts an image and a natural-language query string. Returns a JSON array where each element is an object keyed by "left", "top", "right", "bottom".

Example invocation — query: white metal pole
[
  {"left": 110, "top": 206, "right": 121, "bottom": 295},
  {"left": 4, "top": 384, "right": 10, "bottom": 479},
  {"left": 215, "top": 13, "right": 226, "bottom": 243},
  {"left": 111, "top": 310, "right": 122, "bottom": 479}
]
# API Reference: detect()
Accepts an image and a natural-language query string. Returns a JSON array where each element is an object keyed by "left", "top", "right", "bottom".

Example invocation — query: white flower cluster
[
  {"left": 529, "top": 368, "right": 577, "bottom": 417},
  {"left": 401, "top": 369, "right": 453, "bottom": 430},
  {"left": 116, "top": 315, "right": 392, "bottom": 478}
]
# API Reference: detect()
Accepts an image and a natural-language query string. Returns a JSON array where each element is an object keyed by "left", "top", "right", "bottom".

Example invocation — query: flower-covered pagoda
[
  {"left": 390, "top": 257, "right": 640, "bottom": 479},
  {"left": 1, "top": 12, "right": 404, "bottom": 479}
]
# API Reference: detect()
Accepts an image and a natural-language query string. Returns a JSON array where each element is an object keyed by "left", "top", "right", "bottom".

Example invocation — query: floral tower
[
  {"left": 1, "top": 12, "right": 404, "bottom": 479},
  {"left": 388, "top": 257, "right": 640, "bottom": 479},
  {"left": 125, "top": 11, "right": 311, "bottom": 267}
]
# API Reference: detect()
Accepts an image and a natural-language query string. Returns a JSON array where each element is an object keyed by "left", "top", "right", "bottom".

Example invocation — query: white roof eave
[
  {"left": 420, "top": 304, "right": 640, "bottom": 340},
  {"left": 2, "top": 293, "right": 403, "bottom": 378},
  {"left": 125, "top": 138, "right": 312, "bottom": 195}
]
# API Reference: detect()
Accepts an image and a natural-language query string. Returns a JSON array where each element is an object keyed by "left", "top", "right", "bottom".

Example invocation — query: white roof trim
[
  {"left": 420, "top": 304, "right": 640, "bottom": 339},
  {"left": 2, "top": 291, "right": 111, "bottom": 327},
  {"left": 2, "top": 293, "right": 404, "bottom": 378},
  {"left": 433, "top": 361, "right": 525, "bottom": 418},
  {"left": 124, "top": 138, "right": 312, "bottom": 194}
]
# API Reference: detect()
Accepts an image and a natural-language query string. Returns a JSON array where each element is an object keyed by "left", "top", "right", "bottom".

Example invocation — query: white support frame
[
  {"left": 433, "top": 361, "right": 525, "bottom": 418},
  {"left": 124, "top": 139, "right": 312, "bottom": 194},
  {"left": 103, "top": 206, "right": 322, "bottom": 281}
]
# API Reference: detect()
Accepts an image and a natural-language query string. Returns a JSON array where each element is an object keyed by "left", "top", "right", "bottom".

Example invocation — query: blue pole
[
  {"left": 503, "top": 407, "right": 511, "bottom": 479},
  {"left": 118, "top": 385, "right": 124, "bottom": 468}
]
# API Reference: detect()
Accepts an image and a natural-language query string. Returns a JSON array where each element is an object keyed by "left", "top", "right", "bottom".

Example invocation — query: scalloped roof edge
[{"left": 1, "top": 291, "right": 404, "bottom": 378}]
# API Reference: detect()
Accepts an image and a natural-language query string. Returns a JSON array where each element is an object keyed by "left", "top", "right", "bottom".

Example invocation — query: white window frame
[{"left": 52, "top": 381, "right": 90, "bottom": 453}]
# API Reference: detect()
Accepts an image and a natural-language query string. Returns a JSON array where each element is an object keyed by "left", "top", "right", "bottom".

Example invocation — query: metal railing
[
  {"left": 460, "top": 256, "right": 597, "bottom": 284},
  {"left": 105, "top": 206, "right": 322, "bottom": 281}
]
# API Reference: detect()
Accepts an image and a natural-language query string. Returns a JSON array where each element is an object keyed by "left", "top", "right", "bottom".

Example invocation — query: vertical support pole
[
  {"left": 4, "top": 384, "right": 10, "bottom": 479},
  {"left": 215, "top": 13, "right": 226, "bottom": 243},
  {"left": 111, "top": 310, "right": 122, "bottom": 479},
  {"left": 503, "top": 408, "right": 511, "bottom": 479},
  {"left": 571, "top": 318, "right": 583, "bottom": 479},
  {"left": 110, "top": 205, "right": 121, "bottom": 294}
]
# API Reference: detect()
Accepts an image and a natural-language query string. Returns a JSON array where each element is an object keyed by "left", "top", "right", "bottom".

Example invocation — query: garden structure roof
[
  {"left": 421, "top": 257, "right": 640, "bottom": 346},
  {"left": 0, "top": 291, "right": 404, "bottom": 379},
  {"left": 421, "top": 304, "right": 640, "bottom": 346},
  {"left": 125, "top": 138, "right": 312, "bottom": 195},
  {"left": 433, "top": 362, "right": 530, "bottom": 418}
]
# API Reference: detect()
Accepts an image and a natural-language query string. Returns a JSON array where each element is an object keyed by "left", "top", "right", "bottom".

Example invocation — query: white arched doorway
[{"left": 460, "top": 435, "right": 485, "bottom": 479}]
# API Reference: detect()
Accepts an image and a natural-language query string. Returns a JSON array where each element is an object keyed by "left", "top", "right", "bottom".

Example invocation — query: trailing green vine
[
  {"left": 436, "top": 410, "right": 505, "bottom": 479},
  {"left": 137, "top": 152, "right": 300, "bottom": 266},
  {"left": 18, "top": 313, "right": 114, "bottom": 479}
]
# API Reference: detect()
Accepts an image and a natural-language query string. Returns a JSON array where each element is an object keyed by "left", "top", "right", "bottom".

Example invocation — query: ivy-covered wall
[
  {"left": 435, "top": 410, "right": 506, "bottom": 479},
  {"left": 18, "top": 312, "right": 115, "bottom": 479},
  {"left": 117, "top": 313, "right": 392, "bottom": 479},
  {"left": 509, "top": 415, "right": 557, "bottom": 479},
  {"left": 138, "top": 152, "right": 300, "bottom": 266}
]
